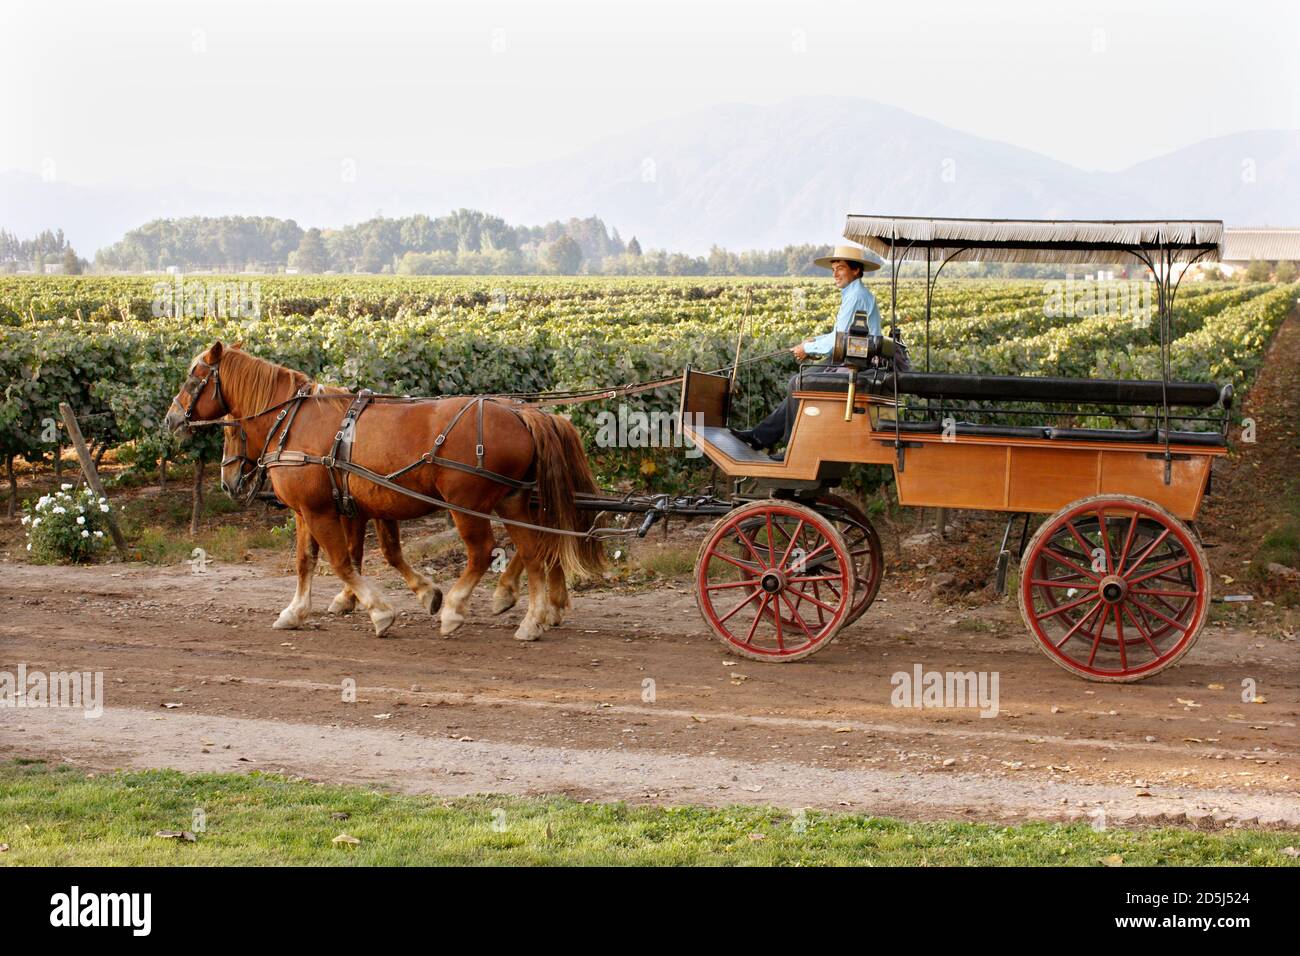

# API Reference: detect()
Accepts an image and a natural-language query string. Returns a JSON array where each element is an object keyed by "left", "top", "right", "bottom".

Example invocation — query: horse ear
[
  {"left": 231, "top": 340, "right": 244, "bottom": 350},
  {"left": 210, "top": 341, "right": 224, "bottom": 361}
]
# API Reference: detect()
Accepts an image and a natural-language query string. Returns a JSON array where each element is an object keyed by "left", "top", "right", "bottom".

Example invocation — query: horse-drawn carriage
[
  {"left": 175, "top": 216, "right": 1231, "bottom": 684},
  {"left": 678, "top": 217, "right": 1229, "bottom": 682}
]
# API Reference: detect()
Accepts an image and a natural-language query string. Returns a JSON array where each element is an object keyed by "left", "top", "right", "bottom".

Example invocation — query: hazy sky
[{"left": 3, "top": 0, "right": 1297, "bottom": 187}]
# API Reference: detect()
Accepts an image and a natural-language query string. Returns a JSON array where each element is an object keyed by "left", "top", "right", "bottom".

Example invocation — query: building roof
[{"left": 1221, "top": 228, "right": 1300, "bottom": 262}]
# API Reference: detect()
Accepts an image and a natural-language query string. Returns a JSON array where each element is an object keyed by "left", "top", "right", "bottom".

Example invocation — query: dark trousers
[{"left": 751, "top": 359, "right": 831, "bottom": 448}]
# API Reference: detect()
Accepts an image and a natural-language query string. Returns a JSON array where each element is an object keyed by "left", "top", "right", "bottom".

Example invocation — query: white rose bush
[{"left": 21, "top": 484, "right": 111, "bottom": 563}]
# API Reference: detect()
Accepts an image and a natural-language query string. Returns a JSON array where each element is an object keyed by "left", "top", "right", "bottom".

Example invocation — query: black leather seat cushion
[
  {"left": 1047, "top": 427, "right": 1158, "bottom": 442},
  {"left": 861, "top": 371, "right": 1223, "bottom": 408}
]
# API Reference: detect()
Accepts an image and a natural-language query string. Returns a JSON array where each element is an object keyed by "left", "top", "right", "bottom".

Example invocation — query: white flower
[
  {"left": 100, "top": 504, "right": 110, "bottom": 513},
  {"left": 94, "top": 530, "right": 104, "bottom": 539},
  {"left": 53, "top": 506, "right": 66, "bottom": 515},
  {"left": 20, "top": 515, "right": 29, "bottom": 525},
  {"left": 81, "top": 529, "right": 89, "bottom": 538},
  {"left": 76, "top": 515, "right": 85, "bottom": 525},
  {"left": 99, "top": 497, "right": 107, "bottom": 506},
  {"left": 61, "top": 483, "right": 73, "bottom": 491},
  {"left": 36, "top": 495, "right": 50, "bottom": 508},
  {"left": 26, "top": 543, "right": 32, "bottom": 551},
  {"left": 32, "top": 517, "right": 40, "bottom": 527}
]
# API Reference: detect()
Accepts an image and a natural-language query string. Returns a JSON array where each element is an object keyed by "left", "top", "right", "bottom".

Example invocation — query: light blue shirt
[{"left": 803, "top": 278, "right": 882, "bottom": 357}]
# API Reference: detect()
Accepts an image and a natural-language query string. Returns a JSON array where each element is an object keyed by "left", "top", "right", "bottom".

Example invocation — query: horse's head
[
  {"left": 165, "top": 341, "right": 229, "bottom": 433},
  {"left": 219, "top": 418, "right": 259, "bottom": 500}
]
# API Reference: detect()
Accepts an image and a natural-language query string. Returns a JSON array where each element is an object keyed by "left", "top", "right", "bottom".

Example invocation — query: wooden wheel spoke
[
  {"left": 706, "top": 576, "right": 764, "bottom": 590},
  {"left": 790, "top": 586, "right": 840, "bottom": 614},
  {"left": 1113, "top": 606, "right": 1127, "bottom": 670},
  {"left": 777, "top": 592, "right": 816, "bottom": 641},
  {"left": 1065, "top": 519, "right": 1101, "bottom": 572},
  {"left": 716, "top": 587, "right": 764, "bottom": 626},
  {"left": 1130, "top": 587, "right": 1198, "bottom": 598},
  {"left": 742, "top": 594, "right": 770, "bottom": 646},
  {"left": 1030, "top": 578, "right": 1094, "bottom": 589},
  {"left": 1116, "top": 512, "right": 1139, "bottom": 569},
  {"left": 1035, "top": 588, "right": 1100, "bottom": 619},
  {"left": 733, "top": 526, "right": 769, "bottom": 570},
  {"left": 777, "top": 519, "right": 806, "bottom": 570},
  {"left": 1121, "top": 603, "right": 1163, "bottom": 657},
  {"left": 1094, "top": 507, "right": 1112, "bottom": 572},
  {"left": 709, "top": 549, "right": 763, "bottom": 575},
  {"left": 1122, "top": 527, "right": 1170, "bottom": 576},
  {"left": 1128, "top": 597, "right": 1191, "bottom": 633},
  {"left": 1126, "top": 556, "right": 1192, "bottom": 587},
  {"left": 1050, "top": 598, "right": 1104, "bottom": 649},
  {"left": 1041, "top": 546, "right": 1101, "bottom": 582}
]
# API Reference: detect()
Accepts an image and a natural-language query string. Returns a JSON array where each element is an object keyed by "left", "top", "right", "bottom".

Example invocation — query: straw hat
[{"left": 813, "top": 244, "right": 884, "bottom": 273}]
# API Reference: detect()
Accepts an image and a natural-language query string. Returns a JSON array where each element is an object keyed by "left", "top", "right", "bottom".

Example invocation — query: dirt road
[{"left": 3, "top": 556, "right": 1296, "bottom": 826}]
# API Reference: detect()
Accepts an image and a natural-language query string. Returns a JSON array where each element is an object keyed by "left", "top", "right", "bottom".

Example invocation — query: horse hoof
[
  {"left": 328, "top": 594, "right": 356, "bottom": 615},
  {"left": 273, "top": 611, "right": 302, "bottom": 630},
  {"left": 371, "top": 608, "right": 396, "bottom": 637},
  {"left": 491, "top": 591, "right": 518, "bottom": 615},
  {"left": 440, "top": 611, "right": 465, "bottom": 636},
  {"left": 420, "top": 587, "right": 443, "bottom": 615},
  {"left": 513, "top": 620, "right": 544, "bottom": 642}
]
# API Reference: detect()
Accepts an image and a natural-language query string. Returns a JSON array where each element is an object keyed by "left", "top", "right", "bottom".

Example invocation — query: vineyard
[{"left": 0, "top": 275, "right": 1295, "bottom": 501}]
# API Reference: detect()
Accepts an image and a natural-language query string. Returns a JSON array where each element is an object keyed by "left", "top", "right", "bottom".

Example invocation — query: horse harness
[{"left": 241, "top": 391, "right": 538, "bottom": 517}]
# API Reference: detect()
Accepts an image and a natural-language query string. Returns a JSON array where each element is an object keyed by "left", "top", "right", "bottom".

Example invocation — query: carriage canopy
[{"left": 843, "top": 216, "right": 1223, "bottom": 266}]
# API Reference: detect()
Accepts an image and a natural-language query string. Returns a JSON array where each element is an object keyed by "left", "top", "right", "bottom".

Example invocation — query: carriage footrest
[{"left": 693, "top": 426, "right": 786, "bottom": 464}]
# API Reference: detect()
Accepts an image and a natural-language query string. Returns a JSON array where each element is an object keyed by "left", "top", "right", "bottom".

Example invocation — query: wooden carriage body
[{"left": 680, "top": 367, "right": 1226, "bottom": 521}]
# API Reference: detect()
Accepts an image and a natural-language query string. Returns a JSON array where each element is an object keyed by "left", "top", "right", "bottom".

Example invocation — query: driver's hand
[{"left": 791, "top": 343, "right": 808, "bottom": 362}]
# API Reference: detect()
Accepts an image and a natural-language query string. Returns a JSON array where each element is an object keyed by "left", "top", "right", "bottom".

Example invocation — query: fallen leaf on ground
[{"left": 332, "top": 834, "right": 361, "bottom": 846}]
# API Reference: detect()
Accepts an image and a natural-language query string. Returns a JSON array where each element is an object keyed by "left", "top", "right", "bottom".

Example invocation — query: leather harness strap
[
  {"left": 325, "top": 388, "right": 373, "bottom": 516},
  {"left": 258, "top": 393, "right": 538, "bottom": 515}
]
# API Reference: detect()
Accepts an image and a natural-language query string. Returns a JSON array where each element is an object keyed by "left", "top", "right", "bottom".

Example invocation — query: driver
[{"left": 732, "top": 244, "right": 884, "bottom": 461}]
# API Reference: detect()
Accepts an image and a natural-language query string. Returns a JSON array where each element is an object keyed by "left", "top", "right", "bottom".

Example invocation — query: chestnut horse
[
  {"left": 218, "top": 388, "right": 538, "bottom": 625},
  {"left": 166, "top": 342, "right": 603, "bottom": 640}
]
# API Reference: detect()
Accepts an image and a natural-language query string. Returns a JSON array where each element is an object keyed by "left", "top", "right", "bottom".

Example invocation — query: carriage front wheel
[
  {"left": 1018, "top": 494, "right": 1210, "bottom": 683},
  {"left": 694, "top": 499, "right": 857, "bottom": 662}
]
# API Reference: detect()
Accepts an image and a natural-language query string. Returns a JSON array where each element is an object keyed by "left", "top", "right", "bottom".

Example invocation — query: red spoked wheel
[
  {"left": 1019, "top": 494, "right": 1210, "bottom": 682},
  {"left": 695, "top": 499, "right": 857, "bottom": 661}
]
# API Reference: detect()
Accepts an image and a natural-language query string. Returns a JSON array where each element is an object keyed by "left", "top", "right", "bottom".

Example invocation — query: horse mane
[{"left": 216, "top": 347, "right": 318, "bottom": 414}]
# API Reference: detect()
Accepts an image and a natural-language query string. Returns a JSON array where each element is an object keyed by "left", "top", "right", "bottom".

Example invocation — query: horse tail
[{"left": 516, "top": 407, "right": 606, "bottom": 580}]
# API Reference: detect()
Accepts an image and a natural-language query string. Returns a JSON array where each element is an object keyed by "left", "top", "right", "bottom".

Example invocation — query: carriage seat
[{"left": 855, "top": 370, "right": 1229, "bottom": 409}]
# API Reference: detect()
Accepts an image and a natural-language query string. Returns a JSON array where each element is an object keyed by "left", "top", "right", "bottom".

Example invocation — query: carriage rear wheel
[
  {"left": 695, "top": 499, "right": 857, "bottom": 662},
  {"left": 1018, "top": 494, "right": 1209, "bottom": 683}
]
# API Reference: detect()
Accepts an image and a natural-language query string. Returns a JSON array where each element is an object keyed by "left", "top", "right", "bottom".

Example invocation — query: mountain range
[{"left": 3, "top": 96, "right": 1297, "bottom": 257}]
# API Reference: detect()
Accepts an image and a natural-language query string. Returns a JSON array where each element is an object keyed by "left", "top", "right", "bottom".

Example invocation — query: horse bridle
[{"left": 173, "top": 357, "right": 227, "bottom": 425}]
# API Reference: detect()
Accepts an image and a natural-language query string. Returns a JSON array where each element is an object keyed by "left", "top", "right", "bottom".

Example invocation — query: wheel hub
[
  {"left": 759, "top": 570, "right": 786, "bottom": 594},
  {"left": 1098, "top": 573, "right": 1128, "bottom": 605}
]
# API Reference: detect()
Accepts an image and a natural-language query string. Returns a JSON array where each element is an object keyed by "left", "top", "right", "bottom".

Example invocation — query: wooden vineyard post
[{"left": 58, "top": 403, "right": 130, "bottom": 560}]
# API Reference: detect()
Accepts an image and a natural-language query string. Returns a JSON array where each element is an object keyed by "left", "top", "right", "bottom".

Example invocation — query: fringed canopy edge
[{"left": 844, "top": 216, "right": 1223, "bottom": 265}]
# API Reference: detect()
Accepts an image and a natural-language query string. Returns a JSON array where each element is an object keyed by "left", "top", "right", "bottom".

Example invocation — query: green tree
[
  {"left": 1274, "top": 260, "right": 1297, "bottom": 283},
  {"left": 290, "top": 228, "right": 329, "bottom": 273},
  {"left": 357, "top": 238, "right": 387, "bottom": 274},
  {"left": 61, "top": 248, "right": 83, "bottom": 275},
  {"left": 1245, "top": 259, "right": 1274, "bottom": 282},
  {"left": 542, "top": 236, "right": 582, "bottom": 275}
]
